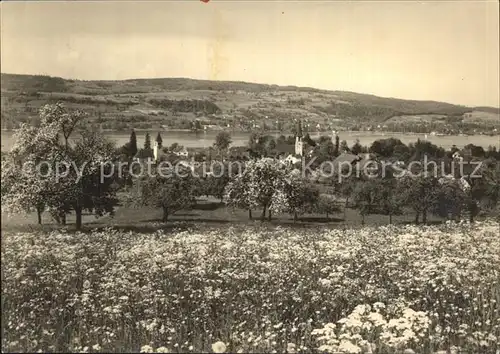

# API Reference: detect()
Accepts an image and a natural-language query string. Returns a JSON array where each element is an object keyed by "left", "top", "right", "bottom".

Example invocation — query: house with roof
[
  {"left": 331, "top": 153, "right": 361, "bottom": 174},
  {"left": 173, "top": 146, "right": 189, "bottom": 158},
  {"left": 331, "top": 152, "right": 379, "bottom": 176}
]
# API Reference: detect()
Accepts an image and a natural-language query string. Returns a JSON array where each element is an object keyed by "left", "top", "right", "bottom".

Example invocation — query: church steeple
[
  {"left": 295, "top": 120, "right": 303, "bottom": 156},
  {"left": 295, "top": 120, "right": 303, "bottom": 138}
]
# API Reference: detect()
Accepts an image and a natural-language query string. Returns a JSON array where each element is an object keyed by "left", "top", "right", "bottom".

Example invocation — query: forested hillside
[{"left": 1, "top": 73, "right": 498, "bottom": 134}]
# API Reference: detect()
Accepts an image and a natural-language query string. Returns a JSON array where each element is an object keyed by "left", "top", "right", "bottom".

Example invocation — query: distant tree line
[{"left": 2, "top": 102, "right": 499, "bottom": 230}]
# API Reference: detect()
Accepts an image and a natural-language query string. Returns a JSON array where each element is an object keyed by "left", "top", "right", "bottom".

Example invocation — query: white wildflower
[{"left": 211, "top": 341, "right": 227, "bottom": 353}]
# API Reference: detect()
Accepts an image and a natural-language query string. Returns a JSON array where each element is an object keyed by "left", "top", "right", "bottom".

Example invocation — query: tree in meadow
[
  {"left": 351, "top": 139, "right": 364, "bottom": 155},
  {"left": 408, "top": 139, "right": 445, "bottom": 161},
  {"left": 204, "top": 161, "right": 239, "bottom": 202},
  {"left": 135, "top": 167, "right": 198, "bottom": 222},
  {"left": 335, "top": 173, "right": 361, "bottom": 221},
  {"left": 64, "top": 130, "right": 119, "bottom": 229},
  {"left": 339, "top": 140, "right": 350, "bottom": 153},
  {"left": 313, "top": 138, "right": 336, "bottom": 168},
  {"left": 464, "top": 144, "right": 485, "bottom": 158},
  {"left": 393, "top": 144, "right": 411, "bottom": 162},
  {"left": 351, "top": 179, "right": 381, "bottom": 225},
  {"left": 377, "top": 178, "right": 403, "bottom": 224},
  {"left": 485, "top": 145, "right": 500, "bottom": 160},
  {"left": 2, "top": 103, "right": 79, "bottom": 224},
  {"left": 134, "top": 132, "right": 154, "bottom": 159},
  {"left": 333, "top": 134, "right": 340, "bottom": 156},
  {"left": 224, "top": 167, "right": 256, "bottom": 220},
  {"left": 37, "top": 102, "right": 86, "bottom": 149},
  {"left": 283, "top": 174, "right": 320, "bottom": 221},
  {"left": 2, "top": 103, "right": 119, "bottom": 230},
  {"left": 129, "top": 130, "right": 138, "bottom": 157},
  {"left": 277, "top": 135, "right": 288, "bottom": 145},
  {"left": 461, "top": 159, "right": 500, "bottom": 222},
  {"left": 397, "top": 174, "right": 440, "bottom": 224},
  {"left": 224, "top": 158, "right": 291, "bottom": 221},
  {"left": 369, "top": 138, "right": 408, "bottom": 159},
  {"left": 144, "top": 132, "right": 152, "bottom": 150},
  {"left": 214, "top": 131, "right": 232, "bottom": 160},
  {"left": 247, "top": 133, "right": 276, "bottom": 158},
  {"left": 303, "top": 133, "right": 317, "bottom": 147},
  {"left": 315, "top": 194, "right": 341, "bottom": 220},
  {"left": 433, "top": 177, "right": 468, "bottom": 221},
  {"left": 1, "top": 153, "right": 48, "bottom": 224}
]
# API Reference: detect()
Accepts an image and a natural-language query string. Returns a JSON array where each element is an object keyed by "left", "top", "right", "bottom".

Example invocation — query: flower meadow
[{"left": 2, "top": 221, "right": 500, "bottom": 353}]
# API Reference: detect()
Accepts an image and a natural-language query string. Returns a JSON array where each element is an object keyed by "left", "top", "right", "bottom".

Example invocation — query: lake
[{"left": 1, "top": 130, "right": 499, "bottom": 152}]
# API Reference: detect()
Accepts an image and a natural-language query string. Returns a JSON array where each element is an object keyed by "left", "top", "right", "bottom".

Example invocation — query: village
[{"left": 2, "top": 1, "right": 500, "bottom": 353}]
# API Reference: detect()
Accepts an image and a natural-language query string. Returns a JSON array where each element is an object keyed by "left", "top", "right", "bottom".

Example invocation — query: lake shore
[{"left": 2, "top": 129, "right": 499, "bottom": 152}]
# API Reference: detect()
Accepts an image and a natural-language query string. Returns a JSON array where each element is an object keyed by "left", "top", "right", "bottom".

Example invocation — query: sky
[{"left": 1, "top": 1, "right": 499, "bottom": 107}]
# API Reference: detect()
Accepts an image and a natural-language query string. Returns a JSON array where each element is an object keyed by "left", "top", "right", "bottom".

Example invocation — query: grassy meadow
[
  {"left": 2, "top": 220, "right": 499, "bottom": 353},
  {"left": 1, "top": 195, "right": 450, "bottom": 234}
]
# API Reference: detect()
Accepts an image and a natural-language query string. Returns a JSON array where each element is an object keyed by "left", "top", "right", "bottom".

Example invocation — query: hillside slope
[{"left": 1, "top": 73, "right": 498, "bottom": 134}]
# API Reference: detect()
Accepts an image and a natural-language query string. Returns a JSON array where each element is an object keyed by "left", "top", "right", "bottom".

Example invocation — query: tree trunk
[
  {"left": 389, "top": 213, "right": 392, "bottom": 225},
  {"left": 261, "top": 205, "right": 267, "bottom": 221},
  {"left": 469, "top": 201, "right": 478, "bottom": 223},
  {"left": 415, "top": 212, "right": 420, "bottom": 225},
  {"left": 36, "top": 206, "right": 43, "bottom": 225},
  {"left": 162, "top": 208, "right": 169, "bottom": 223},
  {"left": 343, "top": 197, "right": 349, "bottom": 221},
  {"left": 294, "top": 212, "right": 298, "bottom": 222},
  {"left": 248, "top": 209, "right": 253, "bottom": 220},
  {"left": 268, "top": 209, "right": 272, "bottom": 221},
  {"left": 422, "top": 209, "right": 427, "bottom": 224},
  {"left": 361, "top": 213, "right": 365, "bottom": 225},
  {"left": 52, "top": 212, "right": 60, "bottom": 224},
  {"left": 75, "top": 207, "right": 82, "bottom": 230},
  {"left": 61, "top": 213, "right": 66, "bottom": 225},
  {"left": 326, "top": 212, "right": 329, "bottom": 220}
]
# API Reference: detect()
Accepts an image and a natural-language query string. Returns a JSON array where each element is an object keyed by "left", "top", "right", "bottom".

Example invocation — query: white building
[{"left": 295, "top": 120, "right": 303, "bottom": 156}]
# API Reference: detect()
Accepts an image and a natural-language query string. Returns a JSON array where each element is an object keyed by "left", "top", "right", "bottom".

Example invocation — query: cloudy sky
[{"left": 1, "top": 1, "right": 499, "bottom": 107}]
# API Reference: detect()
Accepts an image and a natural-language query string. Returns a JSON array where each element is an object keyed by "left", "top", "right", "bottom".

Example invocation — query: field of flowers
[{"left": 2, "top": 221, "right": 500, "bottom": 353}]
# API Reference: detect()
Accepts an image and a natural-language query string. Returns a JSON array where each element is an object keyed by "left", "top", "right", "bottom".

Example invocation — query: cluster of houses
[
  {"left": 152, "top": 142, "right": 188, "bottom": 161},
  {"left": 137, "top": 119, "right": 474, "bottom": 192},
  {"left": 145, "top": 120, "right": 328, "bottom": 165}
]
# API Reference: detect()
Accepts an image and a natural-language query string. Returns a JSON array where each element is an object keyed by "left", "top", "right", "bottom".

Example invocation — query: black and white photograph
[{"left": 1, "top": 1, "right": 499, "bottom": 353}]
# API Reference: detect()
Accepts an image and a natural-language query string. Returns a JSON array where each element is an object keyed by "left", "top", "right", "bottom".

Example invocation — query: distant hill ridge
[
  {"left": 3, "top": 72, "right": 492, "bottom": 108},
  {"left": 1, "top": 73, "right": 498, "bottom": 133}
]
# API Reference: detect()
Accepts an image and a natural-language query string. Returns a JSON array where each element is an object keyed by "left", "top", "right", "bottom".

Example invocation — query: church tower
[
  {"left": 153, "top": 141, "right": 159, "bottom": 162},
  {"left": 295, "top": 120, "right": 303, "bottom": 156},
  {"left": 331, "top": 130, "right": 337, "bottom": 145},
  {"left": 153, "top": 132, "right": 163, "bottom": 162}
]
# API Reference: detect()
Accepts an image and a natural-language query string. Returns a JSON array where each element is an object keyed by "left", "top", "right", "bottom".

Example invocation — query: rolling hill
[{"left": 1, "top": 73, "right": 498, "bottom": 134}]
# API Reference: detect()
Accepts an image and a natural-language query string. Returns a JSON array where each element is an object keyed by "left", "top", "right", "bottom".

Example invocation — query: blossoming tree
[
  {"left": 2, "top": 103, "right": 119, "bottom": 229},
  {"left": 224, "top": 158, "right": 292, "bottom": 221}
]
